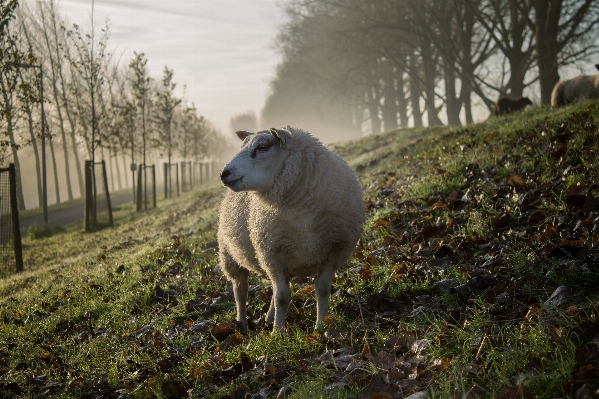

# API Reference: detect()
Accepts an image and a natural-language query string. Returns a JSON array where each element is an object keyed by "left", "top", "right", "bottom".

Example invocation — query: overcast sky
[{"left": 58, "top": 0, "right": 285, "bottom": 134}]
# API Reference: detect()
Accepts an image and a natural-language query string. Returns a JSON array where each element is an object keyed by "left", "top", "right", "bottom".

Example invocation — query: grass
[{"left": 2, "top": 101, "right": 599, "bottom": 398}]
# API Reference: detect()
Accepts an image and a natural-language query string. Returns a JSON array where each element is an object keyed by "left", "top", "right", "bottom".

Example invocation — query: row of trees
[
  {"left": 261, "top": 0, "right": 599, "bottom": 140},
  {"left": 0, "top": 0, "right": 227, "bottom": 211}
]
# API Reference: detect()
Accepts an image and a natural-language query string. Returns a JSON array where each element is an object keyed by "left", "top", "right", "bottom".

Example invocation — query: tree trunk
[
  {"left": 122, "top": 153, "right": 129, "bottom": 187},
  {"left": 102, "top": 146, "right": 115, "bottom": 191},
  {"left": 397, "top": 70, "right": 408, "bottom": 128},
  {"left": 532, "top": 0, "right": 561, "bottom": 105},
  {"left": 407, "top": 52, "right": 423, "bottom": 127},
  {"left": 113, "top": 148, "right": 122, "bottom": 190},
  {"left": 420, "top": 38, "right": 442, "bottom": 126},
  {"left": 352, "top": 104, "right": 364, "bottom": 135},
  {"left": 461, "top": 79, "right": 474, "bottom": 124},
  {"left": 47, "top": 130, "right": 61, "bottom": 204},
  {"left": 444, "top": 57, "right": 461, "bottom": 126},
  {"left": 8, "top": 124, "right": 26, "bottom": 210},
  {"left": 409, "top": 75, "right": 422, "bottom": 127},
  {"left": 505, "top": 0, "right": 531, "bottom": 97},
  {"left": 382, "top": 66, "right": 398, "bottom": 131},
  {"left": 24, "top": 93, "right": 43, "bottom": 208},
  {"left": 366, "top": 86, "right": 381, "bottom": 134}
]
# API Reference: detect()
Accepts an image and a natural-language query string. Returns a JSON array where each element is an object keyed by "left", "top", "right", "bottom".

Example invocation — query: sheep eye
[{"left": 251, "top": 144, "right": 270, "bottom": 157}]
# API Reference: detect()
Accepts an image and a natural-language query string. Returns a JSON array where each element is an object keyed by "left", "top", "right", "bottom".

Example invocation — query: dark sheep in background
[
  {"left": 493, "top": 96, "right": 533, "bottom": 116},
  {"left": 551, "top": 66, "right": 599, "bottom": 107}
]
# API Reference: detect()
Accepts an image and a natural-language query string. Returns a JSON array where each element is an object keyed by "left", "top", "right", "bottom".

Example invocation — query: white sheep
[
  {"left": 218, "top": 126, "right": 365, "bottom": 333},
  {"left": 551, "top": 65, "right": 599, "bottom": 106}
]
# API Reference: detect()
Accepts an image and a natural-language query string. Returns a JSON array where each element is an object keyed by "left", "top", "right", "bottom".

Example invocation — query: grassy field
[{"left": 2, "top": 101, "right": 599, "bottom": 399}]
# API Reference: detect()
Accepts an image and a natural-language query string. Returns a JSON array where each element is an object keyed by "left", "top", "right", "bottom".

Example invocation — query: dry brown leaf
[{"left": 507, "top": 175, "right": 525, "bottom": 188}]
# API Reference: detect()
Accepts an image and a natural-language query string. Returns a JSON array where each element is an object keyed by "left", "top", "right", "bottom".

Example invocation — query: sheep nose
[{"left": 220, "top": 168, "right": 231, "bottom": 180}]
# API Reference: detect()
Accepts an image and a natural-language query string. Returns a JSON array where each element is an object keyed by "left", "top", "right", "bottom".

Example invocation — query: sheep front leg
[
  {"left": 231, "top": 269, "right": 250, "bottom": 334},
  {"left": 315, "top": 265, "right": 336, "bottom": 331},
  {"left": 269, "top": 270, "right": 291, "bottom": 333}
]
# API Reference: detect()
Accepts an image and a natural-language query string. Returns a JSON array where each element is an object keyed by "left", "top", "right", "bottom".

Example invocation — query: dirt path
[{"left": 19, "top": 192, "right": 134, "bottom": 235}]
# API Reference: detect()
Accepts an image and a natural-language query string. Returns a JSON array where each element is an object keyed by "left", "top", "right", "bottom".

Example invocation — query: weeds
[{"left": 27, "top": 221, "right": 65, "bottom": 239}]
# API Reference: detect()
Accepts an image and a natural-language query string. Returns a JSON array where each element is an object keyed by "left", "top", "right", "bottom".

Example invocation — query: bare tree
[
  {"left": 153, "top": 66, "right": 181, "bottom": 168},
  {"left": 0, "top": 0, "right": 31, "bottom": 209},
  {"left": 524, "top": 0, "right": 599, "bottom": 104},
  {"left": 27, "top": 0, "right": 75, "bottom": 201},
  {"left": 66, "top": 6, "right": 111, "bottom": 164},
  {"left": 129, "top": 51, "right": 152, "bottom": 207}
]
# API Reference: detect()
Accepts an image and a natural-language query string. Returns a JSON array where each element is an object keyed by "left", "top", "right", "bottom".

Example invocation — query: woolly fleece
[
  {"left": 551, "top": 73, "right": 599, "bottom": 106},
  {"left": 492, "top": 96, "right": 533, "bottom": 116},
  {"left": 217, "top": 126, "right": 365, "bottom": 333}
]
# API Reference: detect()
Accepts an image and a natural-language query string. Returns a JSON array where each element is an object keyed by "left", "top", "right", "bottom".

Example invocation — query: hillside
[{"left": 2, "top": 101, "right": 599, "bottom": 399}]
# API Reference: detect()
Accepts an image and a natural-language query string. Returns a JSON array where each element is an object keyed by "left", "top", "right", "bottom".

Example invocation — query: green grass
[{"left": 2, "top": 101, "right": 599, "bottom": 398}]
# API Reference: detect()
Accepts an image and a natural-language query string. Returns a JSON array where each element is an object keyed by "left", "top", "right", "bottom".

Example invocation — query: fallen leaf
[{"left": 211, "top": 322, "right": 237, "bottom": 342}]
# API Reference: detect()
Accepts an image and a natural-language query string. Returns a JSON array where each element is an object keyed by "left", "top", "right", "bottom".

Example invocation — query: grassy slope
[{"left": 1, "top": 102, "right": 599, "bottom": 399}]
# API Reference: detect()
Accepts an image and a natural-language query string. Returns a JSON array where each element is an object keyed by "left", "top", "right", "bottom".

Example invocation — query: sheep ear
[
  {"left": 270, "top": 128, "right": 290, "bottom": 149},
  {"left": 236, "top": 131, "right": 253, "bottom": 141}
]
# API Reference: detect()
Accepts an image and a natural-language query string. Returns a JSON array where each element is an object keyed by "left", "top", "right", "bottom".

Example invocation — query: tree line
[
  {"left": 0, "top": 0, "right": 227, "bottom": 211},
  {"left": 261, "top": 0, "right": 599, "bottom": 141}
]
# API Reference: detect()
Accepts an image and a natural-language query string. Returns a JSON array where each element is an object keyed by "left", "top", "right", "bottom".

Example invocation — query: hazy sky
[{"left": 59, "top": 0, "right": 285, "bottom": 134}]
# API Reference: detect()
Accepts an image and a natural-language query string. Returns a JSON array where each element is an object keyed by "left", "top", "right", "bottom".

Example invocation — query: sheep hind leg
[{"left": 222, "top": 255, "right": 250, "bottom": 333}]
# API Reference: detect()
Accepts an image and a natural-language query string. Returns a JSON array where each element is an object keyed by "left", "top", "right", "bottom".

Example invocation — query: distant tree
[
  {"left": 0, "top": 0, "right": 31, "bottom": 209},
  {"left": 230, "top": 110, "right": 258, "bottom": 133},
  {"left": 26, "top": 0, "right": 76, "bottom": 200},
  {"left": 128, "top": 51, "right": 152, "bottom": 208},
  {"left": 464, "top": 0, "right": 534, "bottom": 99},
  {"left": 128, "top": 52, "right": 152, "bottom": 169},
  {"left": 525, "top": 0, "right": 599, "bottom": 104},
  {"left": 66, "top": 12, "right": 111, "bottom": 163},
  {"left": 13, "top": 11, "right": 42, "bottom": 207},
  {"left": 153, "top": 66, "right": 181, "bottom": 167},
  {"left": 113, "top": 70, "right": 138, "bottom": 190}
]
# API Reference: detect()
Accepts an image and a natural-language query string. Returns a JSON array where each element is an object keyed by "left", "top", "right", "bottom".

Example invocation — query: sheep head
[{"left": 220, "top": 128, "right": 291, "bottom": 192}]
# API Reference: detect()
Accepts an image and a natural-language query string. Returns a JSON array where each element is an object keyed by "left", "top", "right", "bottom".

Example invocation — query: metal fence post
[
  {"left": 164, "top": 162, "right": 168, "bottom": 199},
  {"left": 85, "top": 160, "right": 92, "bottom": 231},
  {"left": 152, "top": 165, "right": 157, "bottom": 208},
  {"left": 101, "top": 160, "right": 113, "bottom": 227},
  {"left": 176, "top": 163, "right": 180, "bottom": 197},
  {"left": 9, "top": 164, "right": 23, "bottom": 273},
  {"left": 137, "top": 164, "right": 143, "bottom": 212}
]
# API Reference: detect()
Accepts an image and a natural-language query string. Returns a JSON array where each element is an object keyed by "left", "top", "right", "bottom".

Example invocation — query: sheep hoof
[
  {"left": 314, "top": 324, "right": 325, "bottom": 334},
  {"left": 271, "top": 324, "right": 286, "bottom": 335},
  {"left": 235, "top": 320, "right": 248, "bottom": 335}
]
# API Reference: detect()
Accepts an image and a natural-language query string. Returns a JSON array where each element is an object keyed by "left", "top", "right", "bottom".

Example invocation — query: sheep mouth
[{"left": 221, "top": 176, "right": 244, "bottom": 190}]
